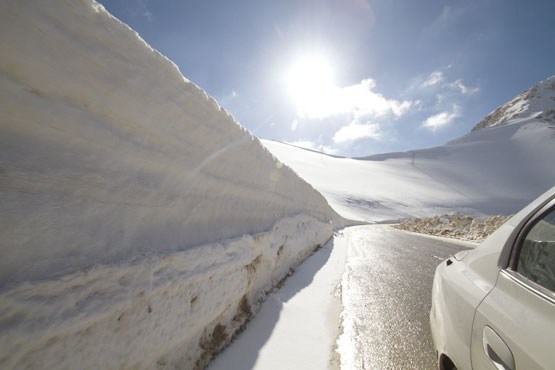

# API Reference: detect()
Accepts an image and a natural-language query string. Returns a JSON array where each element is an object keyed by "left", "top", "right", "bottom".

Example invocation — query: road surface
[
  {"left": 339, "top": 225, "right": 471, "bottom": 370},
  {"left": 208, "top": 224, "right": 472, "bottom": 370}
]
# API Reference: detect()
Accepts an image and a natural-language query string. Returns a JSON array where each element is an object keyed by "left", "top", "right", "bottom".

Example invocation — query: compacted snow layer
[
  {"left": 0, "top": 215, "right": 333, "bottom": 370},
  {"left": 0, "top": 1, "right": 342, "bottom": 369}
]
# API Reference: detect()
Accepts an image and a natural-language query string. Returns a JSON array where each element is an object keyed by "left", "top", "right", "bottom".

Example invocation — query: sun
[{"left": 286, "top": 54, "right": 335, "bottom": 118}]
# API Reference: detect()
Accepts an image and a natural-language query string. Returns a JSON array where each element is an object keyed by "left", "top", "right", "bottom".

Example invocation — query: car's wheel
[{"left": 440, "top": 354, "right": 457, "bottom": 370}]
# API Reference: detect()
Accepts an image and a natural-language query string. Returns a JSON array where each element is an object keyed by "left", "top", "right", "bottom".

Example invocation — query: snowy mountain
[
  {"left": 0, "top": 1, "right": 343, "bottom": 369},
  {"left": 472, "top": 75, "right": 555, "bottom": 131},
  {"left": 264, "top": 76, "right": 555, "bottom": 222},
  {"left": 1, "top": 0, "right": 552, "bottom": 368}
]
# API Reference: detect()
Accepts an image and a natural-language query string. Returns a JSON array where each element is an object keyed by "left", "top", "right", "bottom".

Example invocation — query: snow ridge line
[
  {"left": 0, "top": 214, "right": 333, "bottom": 370},
  {"left": 411, "top": 162, "right": 473, "bottom": 202}
]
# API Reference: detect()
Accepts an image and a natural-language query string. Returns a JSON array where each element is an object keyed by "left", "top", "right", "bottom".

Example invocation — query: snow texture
[
  {"left": 1, "top": 0, "right": 554, "bottom": 368},
  {"left": 0, "top": 1, "right": 342, "bottom": 369},
  {"left": 262, "top": 75, "right": 554, "bottom": 370},
  {"left": 207, "top": 233, "right": 346, "bottom": 370},
  {"left": 0, "top": 215, "right": 332, "bottom": 370},
  {"left": 472, "top": 75, "right": 555, "bottom": 131},
  {"left": 209, "top": 75, "right": 555, "bottom": 368},
  {"left": 263, "top": 85, "right": 555, "bottom": 222},
  {"left": 394, "top": 213, "right": 512, "bottom": 241}
]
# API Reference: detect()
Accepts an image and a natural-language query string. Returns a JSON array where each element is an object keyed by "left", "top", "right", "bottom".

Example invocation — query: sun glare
[{"left": 286, "top": 54, "right": 335, "bottom": 118}]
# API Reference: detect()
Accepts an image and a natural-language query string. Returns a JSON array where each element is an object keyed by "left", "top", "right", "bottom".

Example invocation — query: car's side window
[{"left": 515, "top": 207, "right": 555, "bottom": 293}]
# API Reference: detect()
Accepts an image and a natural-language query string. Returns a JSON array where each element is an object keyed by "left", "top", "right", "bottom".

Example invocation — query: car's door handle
[{"left": 483, "top": 326, "right": 515, "bottom": 370}]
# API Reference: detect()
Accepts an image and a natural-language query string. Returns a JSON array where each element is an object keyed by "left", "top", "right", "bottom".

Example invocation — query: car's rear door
[{"left": 471, "top": 203, "right": 555, "bottom": 370}]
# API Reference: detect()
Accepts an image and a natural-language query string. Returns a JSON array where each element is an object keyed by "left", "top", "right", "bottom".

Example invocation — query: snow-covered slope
[
  {"left": 0, "top": 1, "right": 343, "bottom": 369},
  {"left": 263, "top": 76, "right": 555, "bottom": 222},
  {"left": 472, "top": 75, "right": 555, "bottom": 131}
]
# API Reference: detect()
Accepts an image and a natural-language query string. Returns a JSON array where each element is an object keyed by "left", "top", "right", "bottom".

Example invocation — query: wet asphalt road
[{"left": 340, "top": 225, "right": 471, "bottom": 370}]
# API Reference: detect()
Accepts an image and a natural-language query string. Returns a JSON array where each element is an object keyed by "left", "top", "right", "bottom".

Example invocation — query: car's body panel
[
  {"left": 471, "top": 271, "right": 555, "bottom": 370},
  {"left": 430, "top": 186, "right": 555, "bottom": 370},
  {"left": 431, "top": 258, "right": 494, "bottom": 370}
]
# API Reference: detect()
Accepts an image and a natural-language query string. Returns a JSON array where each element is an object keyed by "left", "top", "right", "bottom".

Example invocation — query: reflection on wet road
[{"left": 338, "top": 225, "right": 469, "bottom": 370}]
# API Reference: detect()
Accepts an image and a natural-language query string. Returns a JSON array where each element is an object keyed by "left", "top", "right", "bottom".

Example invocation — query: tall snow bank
[
  {"left": 0, "top": 1, "right": 342, "bottom": 368},
  {"left": 0, "top": 0, "right": 340, "bottom": 285},
  {"left": 1, "top": 215, "right": 332, "bottom": 370}
]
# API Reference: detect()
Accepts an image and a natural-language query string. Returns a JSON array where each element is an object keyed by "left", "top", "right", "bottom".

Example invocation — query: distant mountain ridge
[{"left": 472, "top": 75, "right": 555, "bottom": 131}]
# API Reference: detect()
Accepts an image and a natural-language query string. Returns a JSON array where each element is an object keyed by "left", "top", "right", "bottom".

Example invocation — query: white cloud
[
  {"left": 390, "top": 100, "right": 414, "bottom": 116},
  {"left": 422, "top": 105, "right": 460, "bottom": 131},
  {"left": 333, "top": 122, "right": 381, "bottom": 143},
  {"left": 290, "top": 119, "right": 299, "bottom": 131},
  {"left": 296, "top": 78, "right": 414, "bottom": 120},
  {"left": 420, "top": 71, "right": 444, "bottom": 88},
  {"left": 449, "top": 79, "right": 479, "bottom": 94}
]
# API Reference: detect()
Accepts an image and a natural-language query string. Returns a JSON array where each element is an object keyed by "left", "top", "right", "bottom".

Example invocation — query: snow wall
[{"left": 0, "top": 1, "right": 344, "bottom": 369}]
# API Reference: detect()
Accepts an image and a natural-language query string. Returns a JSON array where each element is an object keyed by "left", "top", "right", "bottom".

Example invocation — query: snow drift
[
  {"left": 263, "top": 76, "right": 555, "bottom": 222},
  {"left": 0, "top": 1, "right": 342, "bottom": 369},
  {"left": 394, "top": 213, "right": 511, "bottom": 241}
]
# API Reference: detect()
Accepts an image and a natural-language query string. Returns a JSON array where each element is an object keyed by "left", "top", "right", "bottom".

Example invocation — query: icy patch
[
  {"left": 394, "top": 213, "right": 512, "bottom": 241},
  {"left": 0, "top": 214, "right": 332, "bottom": 370}
]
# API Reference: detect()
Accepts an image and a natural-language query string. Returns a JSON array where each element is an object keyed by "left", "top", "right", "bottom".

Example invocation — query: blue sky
[{"left": 100, "top": 0, "right": 555, "bottom": 157}]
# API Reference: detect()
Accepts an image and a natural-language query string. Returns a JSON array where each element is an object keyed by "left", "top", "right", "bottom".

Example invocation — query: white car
[{"left": 430, "top": 186, "right": 555, "bottom": 370}]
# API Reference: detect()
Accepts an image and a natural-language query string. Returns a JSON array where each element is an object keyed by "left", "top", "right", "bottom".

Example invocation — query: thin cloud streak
[
  {"left": 420, "top": 71, "right": 444, "bottom": 88},
  {"left": 450, "top": 79, "right": 479, "bottom": 95}
]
